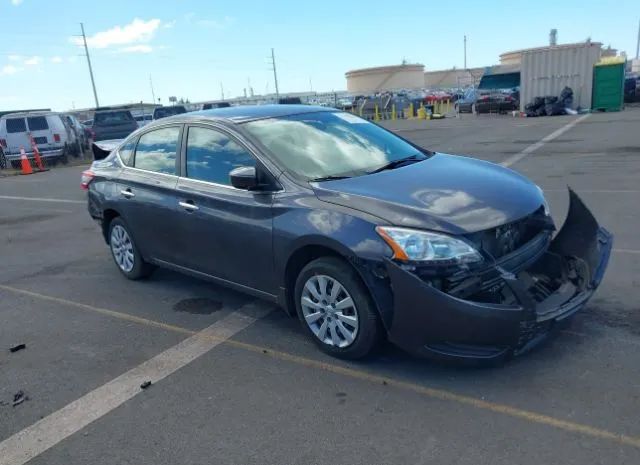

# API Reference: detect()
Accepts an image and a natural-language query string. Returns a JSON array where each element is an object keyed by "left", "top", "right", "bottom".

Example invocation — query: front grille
[{"left": 470, "top": 206, "right": 552, "bottom": 260}]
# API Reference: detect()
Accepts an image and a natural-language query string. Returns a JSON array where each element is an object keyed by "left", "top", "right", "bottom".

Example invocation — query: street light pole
[
  {"left": 464, "top": 35, "right": 467, "bottom": 69},
  {"left": 80, "top": 23, "right": 99, "bottom": 108}
]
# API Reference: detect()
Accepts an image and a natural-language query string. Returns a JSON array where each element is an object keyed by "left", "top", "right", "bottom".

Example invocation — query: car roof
[
  {"left": 94, "top": 108, "right": 132, "bottom": 114},
  {"left": 1, "top": 111, "right": 58, "bottom": 119},
  {"left": 182, "top": 104, "right": 333, "bottom": 124}
]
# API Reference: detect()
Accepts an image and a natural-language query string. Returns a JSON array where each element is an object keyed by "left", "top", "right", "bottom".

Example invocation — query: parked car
[
  {"left": 83, "top": 105, "right": 612, "bottom": 362},
  {"left": 0, "top": 111, "right": 75, "bottom": 167},
  {"left": 133, "top": 114, "right": 153, "bottom": 128},
  {"left": 202, "top": 102, "right": 231, "bottom": 110},
  {"left": 455, "top": 88, "right": 518, "bottom": 114},
  {"left": 64, "top": 114, "right": 89, "bottom": 150},
  {"left": 152, "top": 105, "right": 187, "bottom": 120},
  {"left": 90, "top": 109, "right": 138, "bottom": 142}
]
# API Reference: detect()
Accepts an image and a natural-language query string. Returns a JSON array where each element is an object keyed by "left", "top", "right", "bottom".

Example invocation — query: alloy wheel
[
  {"left": 110, "top": 224, "right": 135, "bottom": 273},
  {"left": 301, "top": 274, "right": 359, "bottom": 348}
]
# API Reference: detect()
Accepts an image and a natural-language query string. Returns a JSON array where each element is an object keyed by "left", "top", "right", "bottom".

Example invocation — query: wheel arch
[
  {"left": 281, "top": 239, "right": 385, "bottom": 326},
  {"left": 101, "top": 208, "right": 121, "bottom": 243}
]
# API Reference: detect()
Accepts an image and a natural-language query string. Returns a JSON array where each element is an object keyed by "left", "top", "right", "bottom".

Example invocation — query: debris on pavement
[
  {"left": 9, "top": 343, "right": 26, "bottom": 353},
  {"left": 140, "top": 381, "right": 152, "bottom": 390},
  {"left": 12, "top": 390, "right": 29, "bottom": 407}
]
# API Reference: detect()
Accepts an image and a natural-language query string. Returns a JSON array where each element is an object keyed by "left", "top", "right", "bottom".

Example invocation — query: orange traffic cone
[
  {"left": 19, "top": 148, "right": 33, "bottom": 175},
  {"left": 29, "top": 134, "right": 47, "bottom": 171}
]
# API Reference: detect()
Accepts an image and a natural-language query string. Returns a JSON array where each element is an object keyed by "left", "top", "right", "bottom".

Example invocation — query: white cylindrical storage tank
[{"left": 345, "top": 64, "right": 425, "bottom": 93}]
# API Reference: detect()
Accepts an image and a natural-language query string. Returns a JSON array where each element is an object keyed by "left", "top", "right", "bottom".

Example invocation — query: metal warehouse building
[
  {"left": 345, "top": 64, "right": 425, "bottom": 93},
  {"left": 519, "top": 42, "right": 603, "bottom": 111}
]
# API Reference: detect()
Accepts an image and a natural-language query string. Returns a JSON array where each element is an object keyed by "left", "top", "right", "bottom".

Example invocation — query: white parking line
[
  {"left": 500, "top": 114, "right": 591, "bottom": 168},
  {"left": 613, "top": 248, "right": 640, "bottom": 255},
  {"left": 0, "top": 303, "right": 271, "bottom": 465},
  {"left": 0, "top": 195, "right": 85, "bottom": 205}
]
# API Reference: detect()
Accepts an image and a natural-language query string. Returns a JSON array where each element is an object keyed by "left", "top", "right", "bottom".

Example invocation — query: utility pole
[
  {"left": 269, "top": 48, "right": 280, "bottom": 101},
  {"left": 464, "top": 35, "right": 467, "bottom": 69},
  {"left": 149, "top": 75, "right": 156, "bottom": 105},
  {"left": 636, "top": 18, "right": 639, "bottom": 59},
  {"left": 80, "top": 23, "right": 99, "bottom": 108}
]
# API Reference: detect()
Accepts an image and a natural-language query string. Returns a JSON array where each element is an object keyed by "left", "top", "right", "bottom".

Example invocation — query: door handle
[
  {"left": 179, "top": 200, "right": 199, "bottom": 212},
  {"left": 120, "top": 189, "right": 135, "bottom": 198}
]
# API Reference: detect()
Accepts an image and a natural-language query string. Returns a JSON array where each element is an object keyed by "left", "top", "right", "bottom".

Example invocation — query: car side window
[
  {"left": 185, "top": 127, "right": 256, "bottom": 185},
  {"left": 134, "top": 126, "right": 180, "bottom": 175},
  {"left": 118, "top": 139, "right": 136, "bottom": 166}
]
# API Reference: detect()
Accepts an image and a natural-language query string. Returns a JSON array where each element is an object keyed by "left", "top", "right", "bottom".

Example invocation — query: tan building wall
[
  {"left": 500, "top": 42, "right": 604, "bottom": 67},
  {"left": 345, "top": 64, "right": 425, "bottom": 93},
  {"left": 423, "top": 67, "right": 485, "bottom": 88}
]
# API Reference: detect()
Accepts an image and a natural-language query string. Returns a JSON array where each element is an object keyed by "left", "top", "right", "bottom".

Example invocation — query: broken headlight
[
  {"left": 376, "top": 226, "right": 483, "bottom": 265},
  {"left": 536, "top": 185, "right": 551, "bottom": 216}
]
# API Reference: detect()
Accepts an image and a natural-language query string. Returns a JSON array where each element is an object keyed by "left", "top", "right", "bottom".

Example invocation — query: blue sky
[{"left": 0, "top": 0, "right": 638, "bottom": 111}]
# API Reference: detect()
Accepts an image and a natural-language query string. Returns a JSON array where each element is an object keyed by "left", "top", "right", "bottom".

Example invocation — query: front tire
[
  {"left": 108, "top": 217, "right": 155, "bottom": 280},
  {"left": 294, "top": 257, "right": 382, "bottom": 359}
]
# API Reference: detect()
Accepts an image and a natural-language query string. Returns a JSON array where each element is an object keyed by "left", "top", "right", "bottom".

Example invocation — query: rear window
[
  {"left": 153, "top": 106, "right": 187, "bottom": 119},
  {"left": 6, "top": 118, "right": 27, "bottom": 133},
  {"left": 27, "top": 116, "right": 49, "bottom": 131},
  {"left": 94, "top": 111, "right": 134, "bottom": 125}
]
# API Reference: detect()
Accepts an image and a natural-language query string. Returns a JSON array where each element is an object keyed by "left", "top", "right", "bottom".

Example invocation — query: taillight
[
  {"left": 0, "top": 138, "right": 6, "bottom": 148},
  {"left": 80, "top": 170, "right": 95, "bottom": 190},
  {"left": 53, "top": 133, "right": 61, "bottom": 142}
]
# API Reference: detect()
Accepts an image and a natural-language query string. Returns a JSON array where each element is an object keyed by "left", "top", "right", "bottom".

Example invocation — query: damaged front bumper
[{"left": 385, "top": 189, "right": 613, "bottom": 361}]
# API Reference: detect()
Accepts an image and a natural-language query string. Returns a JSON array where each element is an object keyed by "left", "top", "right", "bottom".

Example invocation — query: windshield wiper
[
  {"left": 309, "top": 175, "right": 352, "bottom": 182},
  {"left": 367, "top": 154, "right": 424, "bottom": 174}
]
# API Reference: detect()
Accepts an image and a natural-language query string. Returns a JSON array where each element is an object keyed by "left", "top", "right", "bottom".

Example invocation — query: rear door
[
  {"left": 116, "top": 124, "right": 183, "bottom": 263},
  {"left": 174, "top": 124, "right": 276, "bottom": 293},
  {"left": 4, "top": 117, "right": 29, "bottom": 155}
]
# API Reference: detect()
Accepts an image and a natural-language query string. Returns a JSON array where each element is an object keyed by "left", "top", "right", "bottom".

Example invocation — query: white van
[{"left": 0, "top": 112, "right": 76, "bottom": 166}]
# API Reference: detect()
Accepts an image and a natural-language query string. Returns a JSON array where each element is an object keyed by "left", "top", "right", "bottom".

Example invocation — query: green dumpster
[{"left": 592, "top": 57, "right": 625, "bottom": 112}]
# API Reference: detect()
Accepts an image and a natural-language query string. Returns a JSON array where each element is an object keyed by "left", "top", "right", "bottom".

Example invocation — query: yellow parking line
[
  {"left": 2, "top": 283, "right": 639, "bottom": 449},
  {"left": 0, "top": 284, "right": 194, "bottom": 336}
]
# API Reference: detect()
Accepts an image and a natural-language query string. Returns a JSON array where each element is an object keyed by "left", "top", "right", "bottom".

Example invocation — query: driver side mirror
[{"left": 229, "top": 166, "right": 258, "bottom": 190}]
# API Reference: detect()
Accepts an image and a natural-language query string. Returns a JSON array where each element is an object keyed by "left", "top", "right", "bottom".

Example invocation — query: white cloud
[
  {"left": 50, "top": 56, "right": 63, "bottom": 64},
  {"left": 70, "top": 18, "right": 161, "bottom": 49},
  {"left": 163, "top": 20, "right": 176, "bottom": 29},
  {"left": 197, "top": 16, "right": 234, "bottom": 29},
  {"left": 0, "top": 64, "right": 21, "bottom": 76},
  {"left": 118, "top": 45, "right": 153, "bottom": 54},
  {"left": 8, "top": 54, "right": 21, "bottom": 62},
  {"left": 23, "top": 56, "right": 41, "bottom": 66},
  {"left": 11, "top": 0, "right": 23, "bottom": 5}
]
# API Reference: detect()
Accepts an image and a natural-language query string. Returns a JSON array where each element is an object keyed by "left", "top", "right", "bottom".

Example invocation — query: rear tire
[
  {"left": 294, "top": 257, "right": 382, "bottom": 359},
  {"left": 108, "top": 217, "right": 155, "bottom": 280}
]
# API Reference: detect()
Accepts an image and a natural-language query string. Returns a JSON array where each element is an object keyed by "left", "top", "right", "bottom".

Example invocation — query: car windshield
[
  {"left": 154, "top": 106, "right": 186, "bottom": 118},
  {"left": 94, "top": 111, "right": 133, "bottom": 125},
  {"left": 244, "top": 111, "right": 422, "bottom": 180}
]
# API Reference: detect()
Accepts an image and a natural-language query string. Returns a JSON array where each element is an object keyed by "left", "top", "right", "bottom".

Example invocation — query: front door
[{"left": 174, "top": 124, "right": 276, "bottom": 294}]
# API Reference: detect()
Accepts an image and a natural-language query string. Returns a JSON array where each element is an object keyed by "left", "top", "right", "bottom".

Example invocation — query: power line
[{"left": 79, "top": 23, "right": 99, "bottom": 108}]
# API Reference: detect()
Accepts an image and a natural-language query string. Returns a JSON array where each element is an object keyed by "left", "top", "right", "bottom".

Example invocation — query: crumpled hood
[{"left": 312, "top": 153, "right": 545, "bottom": 234}]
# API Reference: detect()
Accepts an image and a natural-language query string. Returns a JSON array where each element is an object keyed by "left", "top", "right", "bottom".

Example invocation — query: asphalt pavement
[{"left": 1, "top": 109, "right": 639, "bottom": 465}]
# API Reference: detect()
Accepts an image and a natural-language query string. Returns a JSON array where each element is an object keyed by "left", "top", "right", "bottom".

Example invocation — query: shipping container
[{"left": 520, "top": 42, "right": 602, "bottom": 112}]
